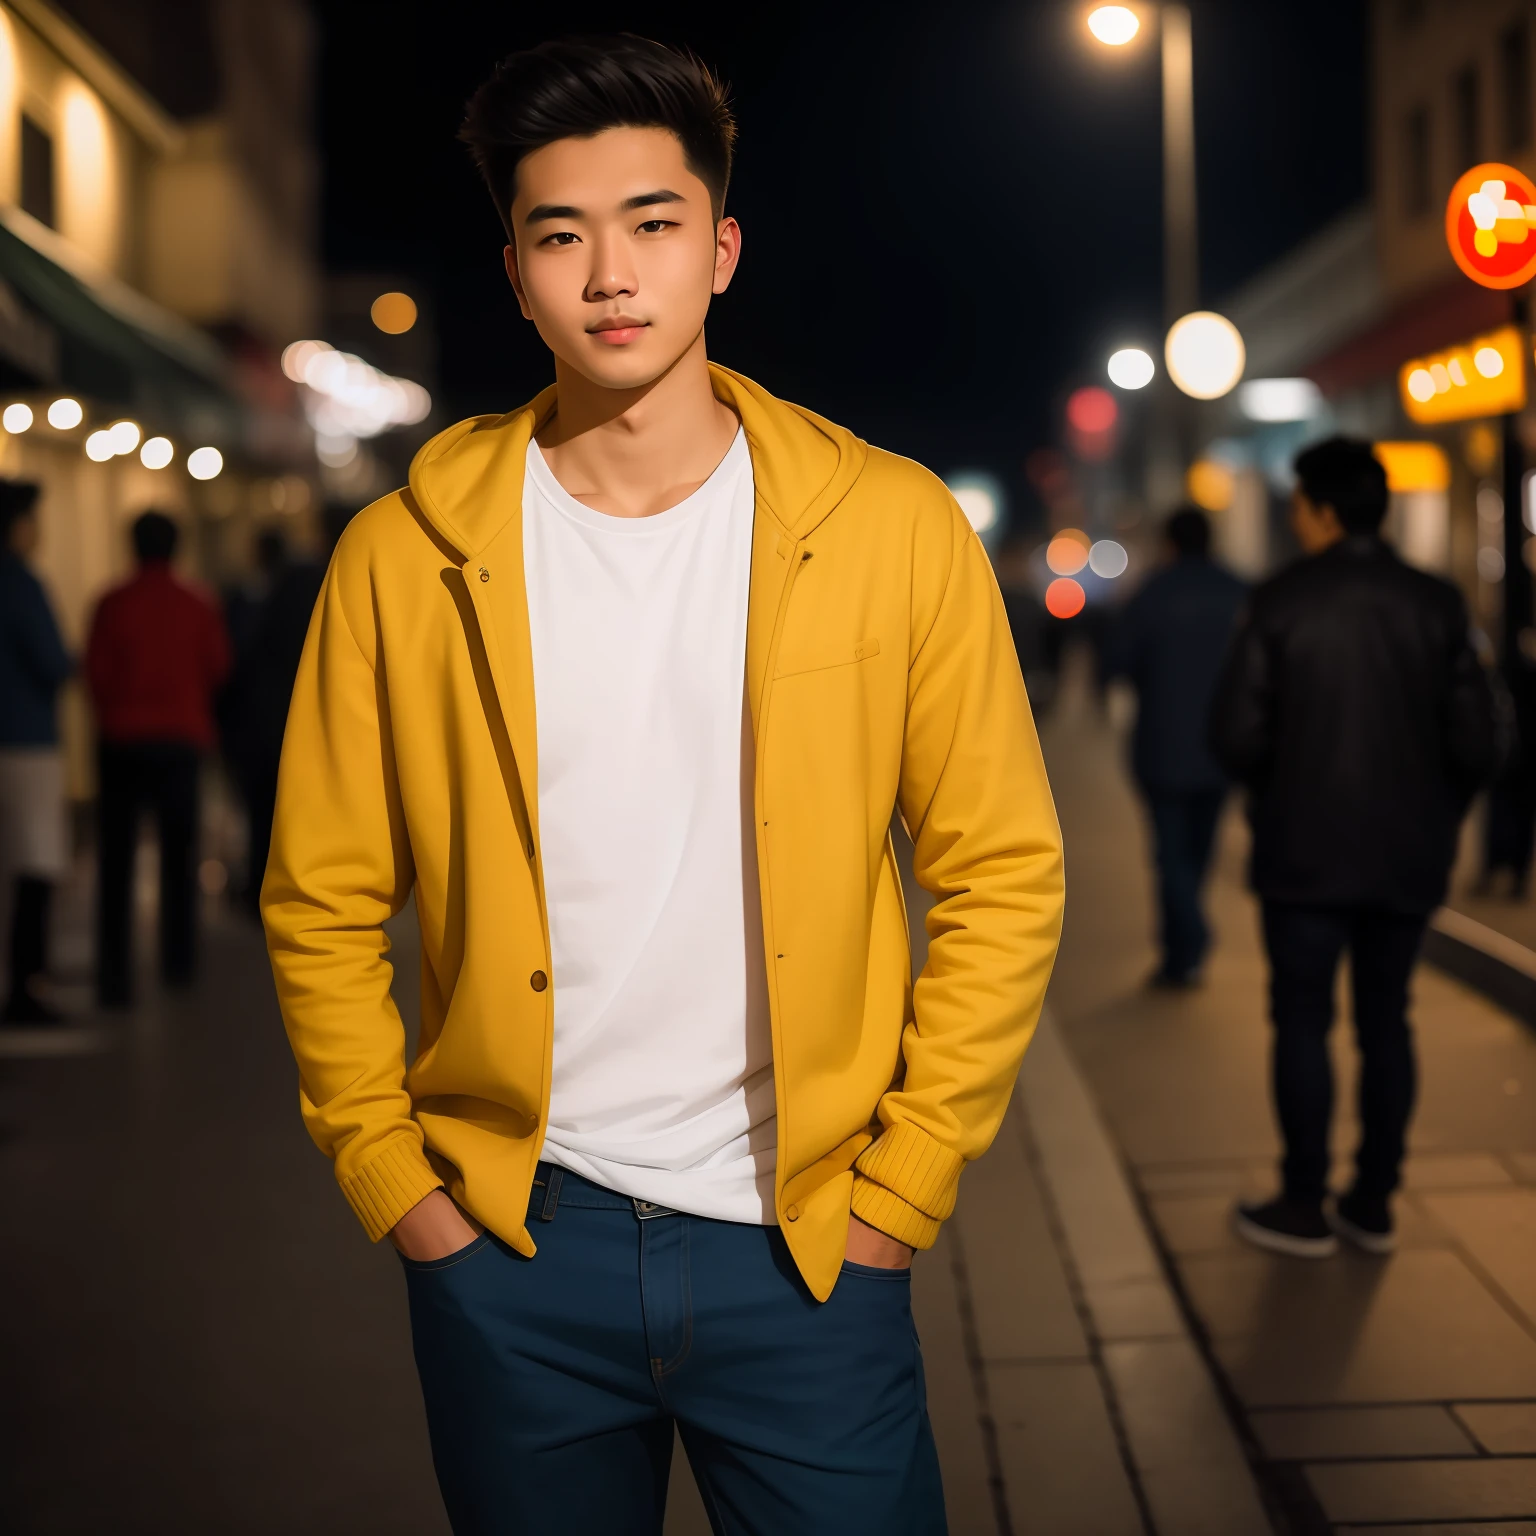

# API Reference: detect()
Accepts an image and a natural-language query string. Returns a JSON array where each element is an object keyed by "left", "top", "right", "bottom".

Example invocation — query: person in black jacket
[
  {"left": 1210, "top": 437, "right": 1495, "bottom": 1258},
  {"left": 1108, "top": 507, "right": 1246, "bottom": 986}
]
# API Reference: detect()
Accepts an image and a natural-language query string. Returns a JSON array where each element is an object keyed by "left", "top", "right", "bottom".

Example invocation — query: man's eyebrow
[
  {"left": 524, "top": 203, "right": 582, "bottom": 224},
  {"left": 621, "top": 189, "right": 685, "bottom": 211}
]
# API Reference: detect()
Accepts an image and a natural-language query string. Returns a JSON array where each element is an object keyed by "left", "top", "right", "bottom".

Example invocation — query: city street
[{"left": 7, "top": 653, "right": 1536, "bottom": 1534}]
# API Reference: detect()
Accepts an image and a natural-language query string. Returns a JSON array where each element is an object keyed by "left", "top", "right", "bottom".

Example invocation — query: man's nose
[{"left": 585, "top": 232, "right": 638, "bottom": 303}]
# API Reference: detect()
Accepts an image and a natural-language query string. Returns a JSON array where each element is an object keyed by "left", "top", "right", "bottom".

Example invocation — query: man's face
[
  {"left": 1290, "top": 488, "right": 1345, "bottom": 555},
  {"left": 504, "top": 126, "right": 740, "bottom": 392}
]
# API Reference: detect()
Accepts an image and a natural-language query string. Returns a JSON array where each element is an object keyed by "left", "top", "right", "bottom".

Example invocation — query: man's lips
[{"left": 588, "top": 319, "right": 648, "bottom": 346}]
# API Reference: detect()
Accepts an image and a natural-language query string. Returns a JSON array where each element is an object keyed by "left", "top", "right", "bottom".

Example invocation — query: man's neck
[{"left": 536, "top": 331, "right": 740, "bottom": 519}]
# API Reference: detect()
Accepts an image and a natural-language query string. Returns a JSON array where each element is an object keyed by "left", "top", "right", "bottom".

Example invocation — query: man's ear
[
  {"left": 503, "top": 243, "right": 534, "bottom": 322},
  {"left": 711, "top": 216, "right": 743, "bottom": 297}
]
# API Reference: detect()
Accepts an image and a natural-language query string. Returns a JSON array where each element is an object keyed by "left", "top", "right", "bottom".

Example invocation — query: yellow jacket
[{"left": 263, "top": 365, "right": 1063, "bottom": 1300}]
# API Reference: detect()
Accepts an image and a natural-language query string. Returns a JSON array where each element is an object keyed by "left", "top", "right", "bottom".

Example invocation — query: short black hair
[
  {"left": 459, "top": 34, "right": 736, "bottom": 239},
  {"left": 1294, "top": 436, "right": 1389, "bottom": 535},
  {"left": 1164, "top": 506, "right": 1211, "bottom": 559},
  {"left": 0, "top": 479, "right": 39, "bottom": 543},
  {"left": 131, "top": 510, "right": 179, "bottom": 563}
]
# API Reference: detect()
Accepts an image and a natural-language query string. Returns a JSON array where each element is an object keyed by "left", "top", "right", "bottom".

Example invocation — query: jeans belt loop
[{"left": 538, "top": 1166, "right": 564, "bottom": 1223}]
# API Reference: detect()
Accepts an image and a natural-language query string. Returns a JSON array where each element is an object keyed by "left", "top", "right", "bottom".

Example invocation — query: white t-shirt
[{"left": 523, "top": 428, "right": 776, "bottom": 1224}]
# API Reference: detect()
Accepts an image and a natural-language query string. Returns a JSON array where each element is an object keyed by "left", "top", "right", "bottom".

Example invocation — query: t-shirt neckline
[{"left": 525, "top": 427, "right": 748, "bottom": 533}]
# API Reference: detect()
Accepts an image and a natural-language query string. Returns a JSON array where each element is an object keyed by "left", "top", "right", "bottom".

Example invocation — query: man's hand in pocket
[{"left": 390, "top": 1189, "right": 484, "bottom": 1262}]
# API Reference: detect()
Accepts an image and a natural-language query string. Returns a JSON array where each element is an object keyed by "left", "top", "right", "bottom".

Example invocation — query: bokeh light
[
  {"left": 1238, "top": 378, "right": 1321, "bottom": 422},
  {"left": 1045, "top": 577, "right": 1087, "bottom": 618},
  {"left": 1087, "top": 6, "right": 1140, "bottom": 45},
  {"left": 370, "top": 291, "right": 418, "bottom": 334},
  {"left": 1066, "top": 386, "right": 1118, "bottom": 435},
  {"left": 108, "top": 419, "right": 140, "bottom": 455},
  {"left": 187, "top": 446, "right": 224, "bottom": 481},
  {"left": 1046, "top": 531, "right": 1091, "bottom": 575},
  {"left": 1088, "top": 539, "right": 1129, "bottom": 578},
  {"left": 945, "top": 471, "right": 1005, "bottom": 535},
  {"left": 1475, "top": 345, "right": 1505, "bottom": 378},
  {"left": 140, "top": 436, "right": 174, "bottom": 470},
  {"left": 1165, "top": 312, "right": 1246, "bottom": 400},
  {"left": 1107, "top": 347, "right": 1155, "bottom": 389},
  {"left": 2, "top": 402, "right": 32, "bottom": 433},
  {"left": 46, "top": 397, "right": 82, "bottom": 429},
  {"left": 1186, "top": 459, "right": 1236, "bottom": 512},
  {"left": 84, "top": 429, "right": 114, "bottom": 462}
]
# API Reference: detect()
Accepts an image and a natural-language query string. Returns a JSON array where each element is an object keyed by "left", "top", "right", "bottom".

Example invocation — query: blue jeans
[
  {"left": 1145, "top": 788, "right": 1226, "bottom": 980},
  {"left": 401, "top": 1163, "right": 946, "bottom": 1535}
]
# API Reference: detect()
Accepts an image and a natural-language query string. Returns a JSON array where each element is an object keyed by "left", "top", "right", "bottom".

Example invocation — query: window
[
  {"left": 1502, "top": 19, "right": 1532, "bottom": 152},
  {"left": 1404, "top": 104, "right": 1432, "bottom": 219},
  {"left": 19, "top": 115, "right": 54, "bottom": 229},
  {"left": 1454, "top": 65, "right": 1480, "bottom": 170}
]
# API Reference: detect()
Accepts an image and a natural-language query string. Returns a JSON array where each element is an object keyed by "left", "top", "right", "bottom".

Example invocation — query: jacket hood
[{"left": 405, "top": 364, "right": 870, "bottom": 561}]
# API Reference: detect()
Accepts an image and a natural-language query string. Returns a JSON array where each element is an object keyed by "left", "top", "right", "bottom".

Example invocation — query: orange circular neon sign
[{"left": 1447, "top": 162, "right": 1536, "bottom": 289}]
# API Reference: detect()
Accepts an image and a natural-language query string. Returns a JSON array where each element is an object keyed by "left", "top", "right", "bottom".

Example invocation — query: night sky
[{"left": 315, "top": 0, "right": 1367, "bottom": 530}]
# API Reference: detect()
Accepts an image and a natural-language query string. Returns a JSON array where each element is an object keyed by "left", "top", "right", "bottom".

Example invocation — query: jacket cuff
[
  {"left": 852, "top": 1120, "right": 967, "bottom": 1250},
  {"left": 338, "top": 1134, "right": 444, "bottom": 1242}
]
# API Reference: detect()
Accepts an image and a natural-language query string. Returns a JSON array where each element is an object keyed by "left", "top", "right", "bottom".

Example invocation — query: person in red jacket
[{"left": 85, "top": 511, "right": 230, "bottom": 1006}]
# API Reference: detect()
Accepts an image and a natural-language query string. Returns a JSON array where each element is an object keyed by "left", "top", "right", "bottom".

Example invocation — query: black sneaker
[
  {"left": 1329, "top": 1192, "right": 1396, "bottom": 1255},
  {"left": 1233, "top": 1196, "right": 1338, "bottom": 1258}
]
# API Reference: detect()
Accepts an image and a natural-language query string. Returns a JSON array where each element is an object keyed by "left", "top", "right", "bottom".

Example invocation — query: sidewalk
[
  {"left": 0, "top": 802, "right": 1265, "bottom": 1533},
  {"left": 1042, "top": 663, "right": 1536, "bottom": 1533}
]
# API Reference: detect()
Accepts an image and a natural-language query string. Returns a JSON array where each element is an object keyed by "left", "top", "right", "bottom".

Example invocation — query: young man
[
  {"left": 1211, "top": 438, "right": 1494, "bottom": 1259},
  {"left": 264, "top": 36, "right": 1063, "bottom": 1535},
  {"left": 1107, "top": 507, "right": 1245, "bottom": 987}
]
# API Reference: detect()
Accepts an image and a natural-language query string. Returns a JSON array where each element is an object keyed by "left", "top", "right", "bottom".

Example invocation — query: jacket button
[
  {"left": 530, "top": 970, "right": 548, "bottom": 992},
  {"left": 785, "top": 1203, "right": 800, "bottom": 1222}
]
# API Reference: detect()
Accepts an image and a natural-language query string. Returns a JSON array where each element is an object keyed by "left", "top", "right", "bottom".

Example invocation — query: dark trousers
[
  {"left": 1145, "top": 788, "right": 1226, "bottom": 979},
  {"left": 1262, "top": 902, "right": 1425, "bottom": 1203},
  {"left": 96, "top": 742, "right": 200, "bottom": 1005},
  {"left": 403, "top": 1164, "right": 946, "bottom": 1536},
  {"left": 7, "top": 874, "right": 50, "bottom": 1000}
]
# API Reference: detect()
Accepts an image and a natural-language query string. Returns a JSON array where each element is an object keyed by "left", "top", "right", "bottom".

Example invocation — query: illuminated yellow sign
[
  {"left": 1399, "top": 324, "right": 1525, "bottom": 424},
  {"left": 1375, "top": 441, "right": 1450, "bottom": 493}
]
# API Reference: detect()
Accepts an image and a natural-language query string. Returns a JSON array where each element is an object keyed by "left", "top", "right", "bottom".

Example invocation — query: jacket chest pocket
[{"left": 775, "top": 637, "right": 881, "bottom": 681}]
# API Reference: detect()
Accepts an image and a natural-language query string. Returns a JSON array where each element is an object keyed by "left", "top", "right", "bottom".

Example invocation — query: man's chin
[{"left": 559, "top": 337, "right": 690, "bottom": 395}]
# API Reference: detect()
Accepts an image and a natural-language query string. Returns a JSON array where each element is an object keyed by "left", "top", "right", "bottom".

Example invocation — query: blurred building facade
[
  {"left": 1194, "top": 0, "right": 1536, "bottom": 634},
  {"left": 0, "top": 0, "right": 322, "bottom": 795}
]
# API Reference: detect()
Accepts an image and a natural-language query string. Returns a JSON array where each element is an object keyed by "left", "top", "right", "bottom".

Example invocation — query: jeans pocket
[
  {"left": 839, "top": 1259, "right": 912, "bottom": 1280},
  {"left": 398, "top": 1231, "right": 494, "bottom": 1274}
]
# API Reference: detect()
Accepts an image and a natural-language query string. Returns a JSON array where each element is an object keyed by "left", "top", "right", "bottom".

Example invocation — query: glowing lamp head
[
  {"left": 1165, "top": 312, "right": 1246, "bottom": 400},
  {"left": 140, "top": 436, "right": 174, "bottom": 470},
  {"left": 108, "top": 420, "right": 141, "bottom": 455},
  {"left": 84, "top": 429, "right": 115, "bottom": 462},
  {"left": 2, "top": 403, "right": 33, "bottom": 433},
  {"left": 187, "top": 446, "right": 223, "bottom": 481},
  {"left": 1087, "top": 5, "right": 1140, "bottom": 45},
  {"left": 1107, "top": 348, "right": 1155, "bottom": 389},
  {"left": 46, "top": 397, "right": 83, "bottom": 430}
]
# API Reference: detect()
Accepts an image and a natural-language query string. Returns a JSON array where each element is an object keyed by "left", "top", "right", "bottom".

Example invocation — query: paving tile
[
  {"left": 954, "top": 1124, "right": 1086, "bottom": 1363},
  {"left": 1085, "top": 1277, "right": 1184, "bottom": 1341},
  {"left": 1422, "top": 1190, "right": 1536, "bottom": 1329},
  {"left": 1509, "top": 1153, "right": 1536, "bottom": 1185},
  {"left": 1138, "top": 1162, "right": 1249, "bottom": 1197},
  {"left": 1455, "top": 1402, "right": 1536, "bottom": 1455},
  {"left": 1402, "top": 1152, "right": 1516, "bottom": 1189},
  {"left": 1250, "top": 1405, "right": 1475, "bottom": 1460},
  {"left": 1334, "top": 1524, "right": 1536, "bottom": 1535},
  {"left": 1178, "top": 1249, "right": 1536, "bottom": 1404},
  {"left": 665, "top": 1431, "right": 712, "bottom": 1536},
  {"left": 1103, "top": 1338, "right": 1272, "bottom": 1535},
  {"left": 911, "top": 1227, "right": 998, "bottom": 1533},
  {"left": 987, "top": 1362, "right": 1143, "bottom": 1536},
  {"left": 1307, "top": 1458, "right": 1536, "bottom": 1524}
]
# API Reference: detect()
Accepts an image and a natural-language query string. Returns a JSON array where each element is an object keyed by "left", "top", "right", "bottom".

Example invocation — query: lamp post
[{"left": 1088, "top": 5, "right": 1200, "bottom": 502}]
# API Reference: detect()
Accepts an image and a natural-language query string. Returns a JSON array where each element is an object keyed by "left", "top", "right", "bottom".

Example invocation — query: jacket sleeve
[
  {"left": 260, "top": 538, "right": 440, "bottom": 1241},
  {"left": 1208, "top": 603, "right": 1272, "bottom": 784},
  {"left": 12, "top": 574, "right": 72, "bottom": 691},
  {"left": 851, "top": 506, "right": 1065, "bottom": 1250},
  {"left": 1445, "top": 595, "right": 1496, "bottom": 797}
]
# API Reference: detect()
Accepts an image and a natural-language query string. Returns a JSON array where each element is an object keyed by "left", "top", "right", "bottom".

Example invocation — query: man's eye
[
  {"left": 637, "top": 220, "right": 674, "bottom": 234},
  {"left": 542, "top": 231, "right": 580, "bottom": 246}
]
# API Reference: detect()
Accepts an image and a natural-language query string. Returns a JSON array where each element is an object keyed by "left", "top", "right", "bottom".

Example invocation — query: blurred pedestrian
[
  {"left": 0, "top": 481, "right": 72, "bottom": 1024},
  {"left": 1107, "top": 507, "right": 1245, "bottom": 986},
  {"left": 1211, "top": 438, "right": 1495, "bottom": 1258},
  {"left": 85, "top": 511, "right": 230, "bottom": 1007}
]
